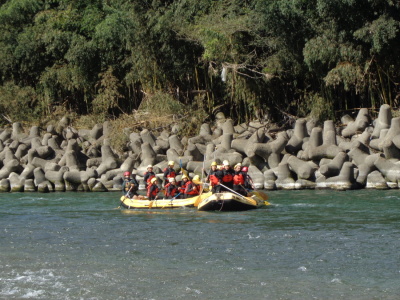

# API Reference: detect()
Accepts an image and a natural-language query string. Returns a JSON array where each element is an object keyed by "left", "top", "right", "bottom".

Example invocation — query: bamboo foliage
[{"left": 0, "top": 0, "right": 399, "bottom": 126}]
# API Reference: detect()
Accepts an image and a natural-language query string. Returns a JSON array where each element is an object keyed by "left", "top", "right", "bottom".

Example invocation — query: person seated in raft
[
  {"left": 143, "top": 165, "right": 156, "bottom": 189},
  {"left": 218, "top": 160, "right": 235, "bottom": 192},
  {"left": 233, "top": 163, "right": 248, "bottom": 196},
  {"left": 122, "top": 171, "right": 139, "bottom": 198},
  {"left": 241, "top": 166, "right": 255, "bottom": 190},
  {"left": 163, "top": 161, "right": 178, "bottom": 185},
  {"left": 183, "top": 175, "right": 200, "bottom": 198},
  {"left": 192, "top": 175, "right": 203, "bottom": 192},
  {"left": 164, "top": 177, "right": 179, "bottom": 198},
  {"left": 178, "top": 175, "right": 190, "bottom": 198},
  {"left": 147, "top": 177, "right": 160, "bottom": 200},
  {"left": 205, "top": 161, "right": 221, "bottom": 193}
]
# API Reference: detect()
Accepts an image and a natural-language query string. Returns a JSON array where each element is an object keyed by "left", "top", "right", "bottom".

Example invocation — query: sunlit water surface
[{"left": 1, "top": 190, "right": 399, "bottom": 299}]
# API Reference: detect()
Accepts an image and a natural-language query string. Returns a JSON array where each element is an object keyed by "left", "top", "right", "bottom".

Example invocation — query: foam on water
[{"left": 0, "top": 269, "right": 64, "bottom": 299}]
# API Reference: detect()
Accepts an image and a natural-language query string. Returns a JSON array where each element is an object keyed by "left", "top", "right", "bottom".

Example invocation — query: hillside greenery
[{"left": 0, "top": 0, "right": 399, "bottom": 130}]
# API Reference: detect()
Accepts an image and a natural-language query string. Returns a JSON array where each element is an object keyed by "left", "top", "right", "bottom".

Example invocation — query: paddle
[
  {"left": 219, "top": 183, "right": 269, "bottom": 205},
  {"left": 116, "top": 186, "right": 133, "bottom": 209},
  {"left": 160, "top": 193, "right": 181, "bottom": 209},
  {"left": 179, "top": 158, "right": 190, "bottom": 179},
  {"left": 218, "top": 183, "right": 248, "bottom": 199},
  {"left": 193, "top": 154, "right": 208, "bottom": 207},
  {"left": 148, "top": 194, "right": 158, "bottom": 209},
  {"left": 194, "top": 191, "right": 212, "bottom": 207}
]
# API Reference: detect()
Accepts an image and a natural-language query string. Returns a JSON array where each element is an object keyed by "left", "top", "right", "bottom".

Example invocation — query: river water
[{"left": 0, "top": 189, "right": 399, "bottom": 299}]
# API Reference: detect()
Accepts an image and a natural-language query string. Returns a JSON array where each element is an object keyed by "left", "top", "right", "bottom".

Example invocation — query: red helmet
[
  {"left": 241, "top": 167, "right": 248, "bottom": 172},
  {"left": 123, "top": 171, "right": 130, "bottom": 177}
]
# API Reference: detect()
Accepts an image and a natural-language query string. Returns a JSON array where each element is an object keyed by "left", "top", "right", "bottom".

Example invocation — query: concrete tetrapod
[
  {"left": 366, "top": 170, "right": 388, "bottom": 189},
  {"left": 274, "top": 163, "right": 296, "bottom": 190},
  {"left": 263, "top": 169, "right": 277, "bottom": 190},
  {"left": 287, "top": 155, "right": 317, "bottom": 180},
  {"left": 319, "top": 152, "right": 348, "bottom": 177},
  {"left": 371, "top": 104, "right": 391, "bottom": 139},
  {"left": 45, "top": 167, "right": 68, "bottom": 191},
  {"left": 348, "top": 143, "right": 380, "bottom": 185},
  {"left": 370, "top": 117, "right": 400, "bottom": 151},
  {"left": 324, "top": 162, "right": 356, "bottom": 190},
  {"left": 341, "top": 108, "right": 370, "bottom": 138},
  {"left": 373, "top": 156, "right": 400, "bottom": 183},
  {"left": 285, "top": 119, "right": 308, "bottom": 154},
  {"left": 245, "top": 132, "right": 288, "bottom": 160}
]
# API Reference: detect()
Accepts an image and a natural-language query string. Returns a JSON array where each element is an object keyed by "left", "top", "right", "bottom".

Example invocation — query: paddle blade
[
  {"left": 181, "top": 168, "right": 189, "bottom": 179},
  {"left": 249, "top": 191, "right": 268, "bottom": 201},
  {"left": 194, "top": 191, "right": 212, "bottom": 207}
]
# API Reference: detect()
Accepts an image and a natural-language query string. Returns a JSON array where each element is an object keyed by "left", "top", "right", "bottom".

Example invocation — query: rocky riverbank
[{"left": 0, "top": 104, "right": 399, "bottom": 192}]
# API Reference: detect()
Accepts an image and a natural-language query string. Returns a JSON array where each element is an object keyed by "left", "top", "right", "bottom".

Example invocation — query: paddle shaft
[
  {"left": 117, "top": 186, "right": 133, "bottom": 208},
  {"left": 219, "top": 183, "right": 248, "bottom": 200}
]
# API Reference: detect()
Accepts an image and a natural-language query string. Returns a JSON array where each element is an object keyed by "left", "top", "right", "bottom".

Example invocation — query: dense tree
[{"left": 0, "top": 0, "right": 399, "bottom": 126}]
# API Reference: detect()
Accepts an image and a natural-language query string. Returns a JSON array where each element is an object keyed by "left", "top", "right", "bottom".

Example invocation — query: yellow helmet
[
  {"left": 168, "top": 161, "right": 175, "bottom": 166},
  {"left": 211, "top": 161, "right": 217, "bottom": 166},
  {"left": 192, "top": 175, "right": 200, "bottom": 181},
  {"left": 181, "top": 175, "right": 188, "bottom": 180},
  {"left": 150, "top": 177, "right": 157, "bottom": 183}
]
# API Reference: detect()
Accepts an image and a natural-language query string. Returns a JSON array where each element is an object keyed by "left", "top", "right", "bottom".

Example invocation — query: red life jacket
[
  {"left": 163, "top": 167, "right": 177, "bottom": 179},
  {"left": 208, "top": 170, "right": 219, "bottom": 186},
  {"left": 185, "top": 181, "right": 199, "bottom": 195},
  {"left": 147, "top": 184, "right": 159, "bottom": 198},
  {"left": 179, "top": 181, "right": 188, "bottom": 194},
  {"left": 144, "top": 172, "right": 155, "bottom": 184},
  {"left": 164, "top": 183, "right": 179, "bottom": 197},
  {"left": 222, "top": 169, "right": 234, "bottom": 183},
  {"left": 233, "top": 172, "right": 245, "bottom": 185}
]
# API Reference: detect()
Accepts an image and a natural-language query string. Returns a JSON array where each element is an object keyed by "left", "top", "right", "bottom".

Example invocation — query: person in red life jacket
[
  {"left": 206, "top": 162, "right": 221, "bottom": 193},
  {"left": 163, "top": 161, "right": 178, "bottom": 185},
  {"left": 147, "top": 177, "right": 160, "bottom": 200},
  {"left": 143, "top": 165, "right": 156, "bottom": 188},
  {"left": 122, "top": 171, "right": 139, "bottom": 198},
  {"left": 192, "top": 175, "right": 203, "bottom": 192},
  {"left": 241, "top": 166, "right": 255, "bottom": 190},
  {"left": 164, "top": 177, "right": 179, "bottom": 198},
  {"left": 218, "top": 160, "right": 235, "bottom": 192},
  {"left": 233, "top": 163, "right": 247, "bottom": 195},
  {"left": 178, "top": 175, "right": 189, "bottom": 197},
  {"left": 184, "top": 175, "right": 200, "bottom": 198}
]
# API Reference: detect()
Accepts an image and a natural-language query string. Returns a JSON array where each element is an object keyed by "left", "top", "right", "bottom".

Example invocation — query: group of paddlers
[{"left": 122, "top": 160, "right": 254, "bottom": 200}]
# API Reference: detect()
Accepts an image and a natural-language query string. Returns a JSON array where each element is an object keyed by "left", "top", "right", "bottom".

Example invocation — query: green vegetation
[{"left": 0, "top": 0, "right": 399, "bottom": 128}]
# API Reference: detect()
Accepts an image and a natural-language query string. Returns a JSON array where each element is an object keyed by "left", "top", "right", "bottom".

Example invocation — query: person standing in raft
[
  {"left": 143, "top": 165, "right": 155, "bottom": 189},
  {"left": 163, "top": 161, "right": 178, "bottom": 185},
  {"left": 218, "top": 160, "right": 234, "bottom": 192},
  {"left": 147, "top": 177, "right": 160, "bottom": 200},
  {"left": 164, "top": 178, "right": 179, "bottom": 198},
  {"left": 205, "top": 161, "right": 221, "bottom": 193},
  {"left": 184, "top": 175, "right": 200, "bottom": 198},
  {"left": 233, "top": 163, "right": 248, "bottom": 196},
  {"left": 122, "top": 171, "right": 139, "bottom": 198}
]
